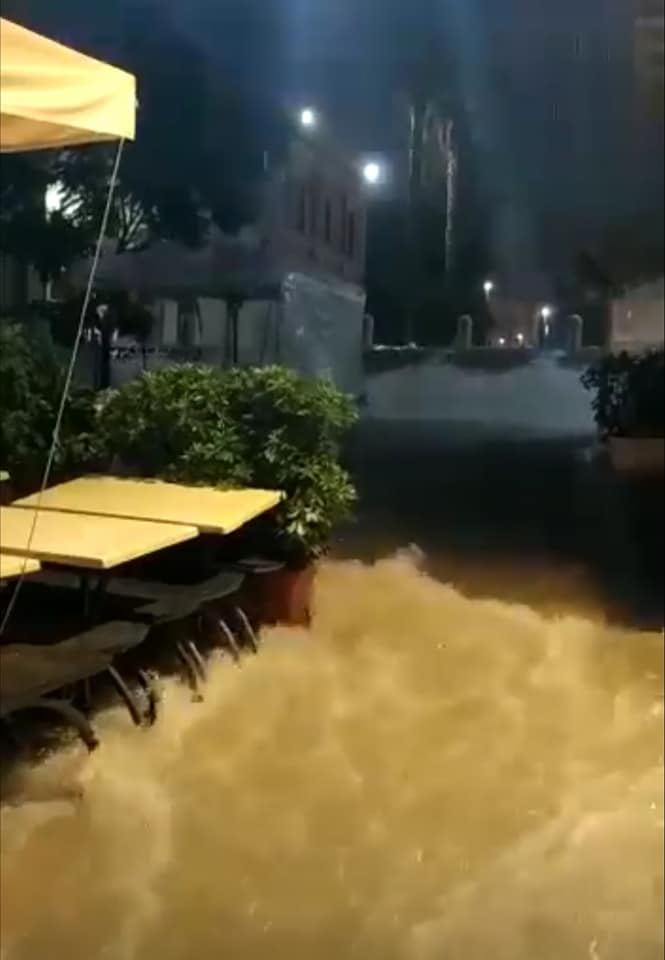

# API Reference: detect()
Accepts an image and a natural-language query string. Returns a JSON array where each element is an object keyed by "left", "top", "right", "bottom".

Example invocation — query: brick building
[{"left": 261, "top": 133, "right": 367, "bottom": 287}]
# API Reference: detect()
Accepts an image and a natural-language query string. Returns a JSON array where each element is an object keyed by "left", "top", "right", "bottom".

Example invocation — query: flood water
[{"left": 1, "top": 556, "right": 663, "bottom": 959}]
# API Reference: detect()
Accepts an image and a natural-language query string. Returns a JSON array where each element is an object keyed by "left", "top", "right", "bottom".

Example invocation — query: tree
[
  {"left": 1, "top": 0, "right": 293, "bottom": 292},
  {"left": 0, "top": 153, "right": 91, "bottom": 296}
]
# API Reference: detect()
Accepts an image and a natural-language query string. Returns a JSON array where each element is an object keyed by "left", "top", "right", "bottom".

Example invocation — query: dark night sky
[
  {"left": 164, "top": 0, "right": 655, "bottom": 274},
  {"left": 5, "top": 0, "right": 660, "bottom": 275}
]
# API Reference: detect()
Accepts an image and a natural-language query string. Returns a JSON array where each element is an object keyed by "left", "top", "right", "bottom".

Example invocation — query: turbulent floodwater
[{"left": 1, "top": 557, "right": 663, "bottom": 960}]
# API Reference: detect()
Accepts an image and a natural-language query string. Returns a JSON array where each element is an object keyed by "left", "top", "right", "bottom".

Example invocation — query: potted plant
[
  {"left": 97, "top": 364, "right": 358, "bottom": 625},
  {"left": 215, "top": 366, "right": 358, "bottom": 625},
  {"left": 582, "top": 349, "right": 664, "bottom": 476}
]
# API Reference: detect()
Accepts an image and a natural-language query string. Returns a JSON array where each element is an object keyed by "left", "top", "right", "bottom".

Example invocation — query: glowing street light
[
  {"left": 540, "top": 304, "right": 553, "bottom": 320},
  {"left": 299, "top": 107, "right": 318, "bottom": 129},
  {"left": 483, "top": 280, "right": 495, "bottom": 296},
  {"left": 362, "top": 161, "right": 383, "bottom": 185}
]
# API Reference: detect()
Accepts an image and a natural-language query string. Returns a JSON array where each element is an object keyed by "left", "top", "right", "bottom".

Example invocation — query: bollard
[
  {"left": 456, "top": 314, "right": 473, "bottom": 350},
  {"left": 568, "top": 314, "right": 583, "bottom": 354},
  {"left": 362, "top": 314, "right": 375, "bottom": 351}
]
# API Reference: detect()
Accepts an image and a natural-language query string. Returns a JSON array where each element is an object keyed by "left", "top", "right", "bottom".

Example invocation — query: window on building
[
  {"left": 324, "top": 199, "right": 332, "bottom": 244},
  {"left": 296, "top": 184, "right": 307, "bottom": 232},
  {"left": 177, "top": 298, "right": 200, "bottom": 348},
  {"left": 340, "top": 194, "right": 348, "bottom": 252},
  {"left": 347, "top": 211, "right": 356, "bottom": 258},
  {"left": 309, "top": 185, "right": 319, "bottom": 237}
]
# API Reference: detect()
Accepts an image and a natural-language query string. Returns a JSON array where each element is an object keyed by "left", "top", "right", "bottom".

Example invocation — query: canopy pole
[{"left": 0, "top": 139, "right": 125, "bottom": 636}]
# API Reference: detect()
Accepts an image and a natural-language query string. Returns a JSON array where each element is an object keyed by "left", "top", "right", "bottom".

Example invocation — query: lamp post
[
  {"left": 361, "top": 160, "right": 386, "bottom": 187},
  {"left": 299, "top": 107, "right": 318, "bottom": 130},
  {"left": 536, "top": 304, "right": 554, "bottom": 349}
]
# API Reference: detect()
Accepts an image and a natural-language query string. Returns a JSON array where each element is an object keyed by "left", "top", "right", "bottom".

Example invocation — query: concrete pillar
[
  {"left": 362, "top": 313, "right": 375, "bottom": 351},
  {"left": 456, "top": 314, "right": 473, "bottom": 349},
  {"left": 532, "top": 313, "right": 543, "bottom": 349},
  {"left": 568, "top": 314, "right": 583, "bottom": 354}
]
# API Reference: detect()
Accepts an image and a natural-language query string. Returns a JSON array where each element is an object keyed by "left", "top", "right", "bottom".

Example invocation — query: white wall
[
  {"left": 610, "top": 278, "right": 664, "bottom": 351},
  {"left": 367, "top": 356, "right": 595, "bottom": 435}
]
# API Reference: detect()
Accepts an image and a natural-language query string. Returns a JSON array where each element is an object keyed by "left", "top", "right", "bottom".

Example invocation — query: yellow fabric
[
  {"left": 0, "top": 18, "right": 135, "bottom": 152},
  {"left": 14, "top": 477, "right": 284, "bottom": 535},
  {"left": 0, "top": 506, "right": 198, "bottom": 570},
  {"left": 0, "top": 553, "right": 40, "bottom": 580}
]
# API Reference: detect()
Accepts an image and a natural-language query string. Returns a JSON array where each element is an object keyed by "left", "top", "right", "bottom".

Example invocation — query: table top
[
  {"left": 0, "top": 506, "right": 199, "bottom": 570},
  {"left": 14, "top": 476, "right": 283, "bottom": 535},
  {"left": 0, "top": 553, "right": 41, "bottom": 580}
]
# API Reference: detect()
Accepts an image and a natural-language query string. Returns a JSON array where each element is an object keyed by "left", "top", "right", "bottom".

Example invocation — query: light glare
[
  {"left": 300, "top": 108, "right": 317, "bottom": 128},
  {"left": 363, "top": 161, "right": 382, "bottom": 185}
]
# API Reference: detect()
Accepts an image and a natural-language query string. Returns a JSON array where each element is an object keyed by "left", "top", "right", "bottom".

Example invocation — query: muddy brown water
[{"left": 1, "top": 557, "right": 663, "bottom": 959}]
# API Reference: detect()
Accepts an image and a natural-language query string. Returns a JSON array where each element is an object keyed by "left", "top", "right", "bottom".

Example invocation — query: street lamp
[
  {"left": 538, "top": 305, "right": 554, "bottom": 345},
  {"left": 483, "top": 280, "right": 494, "bottom": 297},
  {"left": 299, "top": 107, "right": 318, "bottom": 129},
  {"left": 362, "top": 161, "right": 383, "bottom": 186}
]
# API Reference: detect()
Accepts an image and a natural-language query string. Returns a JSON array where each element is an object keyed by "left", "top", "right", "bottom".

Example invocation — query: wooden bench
[{"left": 0, "top": 621, "right": 152, "bottom": 750}]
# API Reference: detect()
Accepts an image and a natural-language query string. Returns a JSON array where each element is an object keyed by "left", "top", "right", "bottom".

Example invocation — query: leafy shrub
[
  {"left": 96, "top": 364, "right": 250, "bottom": 486},
  {"left": 581, "top": 349, "right": 664, "bottom": 439},
  {"left": 97, "top": 364, "right": 358, "bottom": 564},
  {"left": 0, "top": 322, "right": 99, "bottom": 492},
  {"left": 216, "top": 367, "right": 358, "bottom": 563}
]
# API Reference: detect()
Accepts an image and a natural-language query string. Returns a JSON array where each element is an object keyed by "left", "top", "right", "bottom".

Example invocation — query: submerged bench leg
[
  {"left": 137, "top": 669, "right": 159, "bottom": 726},
  {"left": 198, "top": 609, "right": 242, "bottom": 663},
  {"left": 175, "top": 642, "right": 204, "bottom": 700},
  {"left": 234, "top": 606, "right": 259, "bottom": 654},
  {"left": 11, "top": 699, "right": 99, "bottom": 752},
  {"left": 106, "top": 666, "right": 144, "bottom": 727},
  {"left": 216, "top": 617, "right": 241, "bottom": 664},
  {"left": 185, "top": 639, "right": 207, "bottom": 681}
]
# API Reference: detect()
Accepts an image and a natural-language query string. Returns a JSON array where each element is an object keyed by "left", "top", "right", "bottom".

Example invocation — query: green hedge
[
  {"left": 97, "top": 365, "right": 359, "bottom": 564},
  {"left": 581, "top": 349, "right": 664, "bottom": 439},
  {"left": 0, "top": 322, "right": 99, "bottom": 493}
]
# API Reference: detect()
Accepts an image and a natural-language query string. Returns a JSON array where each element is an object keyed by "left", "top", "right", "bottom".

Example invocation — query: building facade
[
  {"left": 635, "top": 0, "right": 664, "bottom": 102},
  {"left": 260, "top": 134, "right": 367, "bottom": 287}
]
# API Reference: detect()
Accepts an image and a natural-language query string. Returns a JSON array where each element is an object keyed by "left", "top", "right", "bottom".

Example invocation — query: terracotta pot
[
  {"left": 608, "top": 437, "right": 665, "bottom": 477},
  {"left": 258, "top": 565, "right": 316, "bottom": 627}
]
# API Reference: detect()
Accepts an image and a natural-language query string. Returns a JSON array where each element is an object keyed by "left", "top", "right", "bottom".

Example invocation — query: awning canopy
[{"left": 0, "top": 17, "right": 135, "bottom": 153}]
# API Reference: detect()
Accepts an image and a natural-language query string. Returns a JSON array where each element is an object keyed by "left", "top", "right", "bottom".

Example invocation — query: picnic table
[
  {"left": 2, "top": 478, "right": 283, "bottom": 740},
  {"left": 0, "top": 505, "right": 199, "bottom": 569},
  {"left": 14, "top": 477, "right": 283, "bottom": 534},
  {"left": 1, "top": 554, "right": 41, "bottom": 581}
]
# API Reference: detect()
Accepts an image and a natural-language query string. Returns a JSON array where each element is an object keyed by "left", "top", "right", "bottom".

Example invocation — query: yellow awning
[{"left": 0, "top": 17, "right": 136, "bottom": 153}]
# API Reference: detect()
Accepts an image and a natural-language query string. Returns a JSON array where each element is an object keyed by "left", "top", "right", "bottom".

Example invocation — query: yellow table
[
  {"left": 14, "top": 477, "right": 283, "bottom": 535},
  {"left": 1, "top": 553, "right": 41, "bottom": 580},
  {"left": 0, "top": 506, "right": 199, "bottom": 570}
]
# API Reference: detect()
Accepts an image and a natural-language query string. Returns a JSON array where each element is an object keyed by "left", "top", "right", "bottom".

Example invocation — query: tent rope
[{"left": 0, "top": 138, "right": 125, "bottom": 637}]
